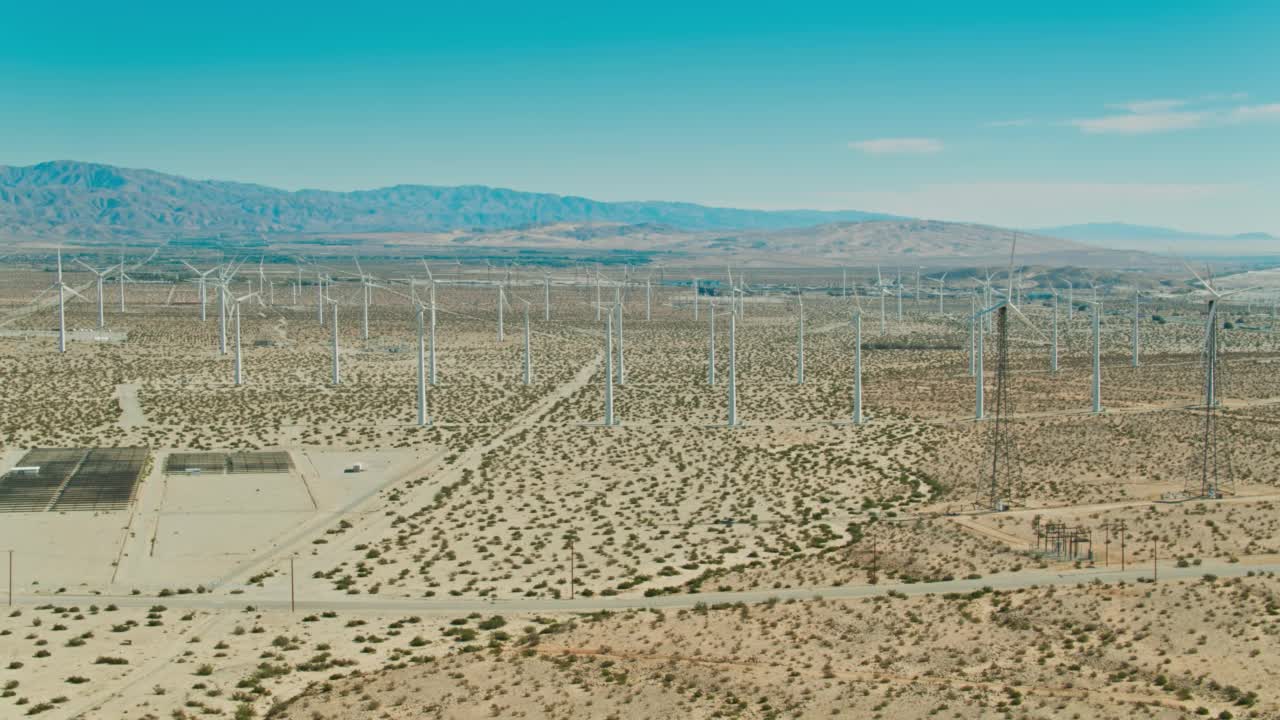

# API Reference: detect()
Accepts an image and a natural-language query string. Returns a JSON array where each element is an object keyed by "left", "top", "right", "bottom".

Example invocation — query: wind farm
[
  {"left": 1, "top": 232, "right": 1279, "bottom": 718},
  {"left": 4, "top": 2, "right": 1280, "bottom": 712}
]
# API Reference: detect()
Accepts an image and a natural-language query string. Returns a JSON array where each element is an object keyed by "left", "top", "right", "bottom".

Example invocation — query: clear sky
[{"left": 2, "top": 1, "right": 1277, "bottom": 234}]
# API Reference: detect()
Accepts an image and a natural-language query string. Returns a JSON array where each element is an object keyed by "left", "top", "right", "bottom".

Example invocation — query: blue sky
[{"left": 1, "top": 1, "right": 1277, "bottom": 234}]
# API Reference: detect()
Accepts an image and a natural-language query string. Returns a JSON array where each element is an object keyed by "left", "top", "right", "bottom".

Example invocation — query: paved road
[{"left": 15, "top": 556, "right": 1275, "bottom": 616}]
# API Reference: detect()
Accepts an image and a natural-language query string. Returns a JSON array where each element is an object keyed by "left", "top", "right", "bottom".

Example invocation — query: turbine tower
[
  {"left": 181, "top": 261, "right": 220, "bottom": 322},
  {"left": 1131, "top": 291, "right": 1141, "bottom": 368},
  {"left": 1050, "top": 288, "right": 1059, "bottom": 373},
  {"left": 330, "top": 299, "right": 341, "bottom": 385},
  {"left": 416, "top": 301, "right": 430, "bottom": 426},
  {"left": 603, "top": 304, "right": 616, "bottom": 426},
  {"left": 707, "top": 299, "right": 716, "bottom": 385},
  {"left": 795, "top": 290, "right": 805, "bottom": 385},
  {"left": 522, "top": 299, "right": 533, "bottom": 385},
  {"left": 727, "top": 309, "right": 738, "bottom": 427},
  {"left": 615, "top": 298, "right": 625, "bottom": 385},
  {"left": 852, "top": 309, "right": 864, "bottom": 425},
  {"left": 1183, "top": 263, "right": 1250, "bottom": 499},
  {"left": 74, "top": 259, "right": 120, "bottom": 329},
  {"left": 232, "top": 291, "right": 260, "bottom": 386},
  {"left": 51, "top": 250, "right": 88, "bottom": 353}
]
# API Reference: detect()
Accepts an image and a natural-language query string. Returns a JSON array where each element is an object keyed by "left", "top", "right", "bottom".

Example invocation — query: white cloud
[
  {"left": 983, "top": 119, "right": 1031, "bottom": 128},
  {"left": 1068, "top": 111, "right": 1206, "bottom": 134},
  {"left": 1068, "top": 94, "right": 1280, "bottom": 135},
  {"left": 1107, "top": 99, "right": 1187, "bottom": 114},
  {"left": 1230, "top": 103, "right": 1280, "bottom": 122},
  {"left": 848, "top": 138, "right": 943, "bottom": 154}
]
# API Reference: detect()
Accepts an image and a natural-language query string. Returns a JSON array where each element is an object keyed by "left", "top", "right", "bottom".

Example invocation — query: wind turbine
[
  {"left": 895, "top": 267, "right": 903, "bottom": 321},
  {"left": 615, "top": 295, "right": 626, "bottom": 385},
  {"left": 181, "top": 261, "right": 220, "bottom": 322},
  {"left": 707, "top": 298, "right": 717, "bottom": 385},
  {"left": 420, "top": 262, "right": 439, "bottom": 385},
  {"left": 1183, "top": 262, "right": 1253, "bottom": 498},
  {"left": 1131, "top": 290, "right": 1142, "bottom": 368},
  {"left": 497, "top": 284, "right": 507, "bottom": 342},
  {"left": 645, "top": 275, "right": 652, "bottom": 321},
  {"left": 927, "top": 272, "right": 948, "bottom": 315},
  {"left": 415, "top": 300, "right": 430, "bottom": 426},
  {"left": 726, "top": 305, "right": 739, "bottom": 427},
  {"left": 74, "top": 258, "right": 121, "bottom": 329},
  {"left": 522, "top": 299, "right": 533, "bottom": 385},
  {"left": 795, "top": 288, "right": 805, "bottom": 385},
  {"left": 51, "top": 250, "right": 88, "bottom": 353},
  {"left": 328, "top": 296, "right": 341, "bottom": 385},
  {"left": 543, "top": 273, "right": 552, "bottom": 322},
  {"left": 851, "top": 289, "right": 865, "bottom": 425},
  {"left": 692, "top": 276, "right": 699, "bottom": 321},
  {"left": 1050, "top": 287, "right": 1060, "bottom": 374},
  {"left": 115, "top": 247, "right": 155, "bottom": 313},
  {"left": 232, "top": 291, "right": 261, "bottom": 386},
  {"left": 874, "top": 266, "right": 892, "bottom": 334},
  {"left": 603, "top": 302, "right": 616, "bottom": 426}
]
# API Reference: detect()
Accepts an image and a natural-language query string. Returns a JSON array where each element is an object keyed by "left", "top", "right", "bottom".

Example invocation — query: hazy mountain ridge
[
  {"left": 0, "top": 161, "right": 898, "bottom": 240},
  {"left": 1035, "top": 222, "right": 1277, "bottom": 255}
]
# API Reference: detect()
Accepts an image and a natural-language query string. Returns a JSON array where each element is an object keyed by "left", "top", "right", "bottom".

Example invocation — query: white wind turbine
[
  {"left": 691, "top": 276, "right": 700, "bottom": 321},
  {"left": 615, "top": 292, "right": 626, "bottom": 385},
  {"left": 707, "top": 298, "right": 717, "bottom": 385},
  {"left": 50, "top": 250, "right": 89, "bottom": 353},
  {"left": 726, "top": 303, "right": 739, "bottom": 427},
  {"left": 420, "top": 261, "right": 439, "bottom": 385},
  {"left": 328, "top": 295, "right": 341, "bottom": 385},
  {"left": 181, "top": 261, "right": 220, "bottom": 322},
  {"left": 602, "top": 302, "right": 617, "bottom": 426},
  {"left": 895, "top": 267, "right": 904, "bottom": 321},
  {"left": 522, "top": 299, "right": 534, "bottom": 385},
  {"left": 873, "top": 266, "right": 893, "bottom": 334},
  {"left": 795, "top": 288, "right": 805, "bottom": 385},
  {"left": 927, "top": 272, "right": 948, "bottom": 314},
  {"left": 1049, "top": 287, "right": 1060, "bottom": 374},
  {"left": 114, "top": 247, "right": 155, "bottom": 313},
  {"left": 232, "top": 290, "right": 261, "bottom": 386},
  {"left": 543, "top": 272, "right": 552, "bottom": 322},
  {"left": 1131, "top": 290, "right": 1142, "bottom": 368},
  {"left": 415, "top": 299, "right": 431, "bottom": 426},
  {"left": 851, "top": 288, "right": 865, "bottom": 424},
  {"left": 497, "top": 284, "right": 508, "bottom": 342},
  {"left": 645, "top": 274, "right": 652, "bottom": 321},
  {"left": 74, "top": 258, "right": 121, "bottom": 329}
]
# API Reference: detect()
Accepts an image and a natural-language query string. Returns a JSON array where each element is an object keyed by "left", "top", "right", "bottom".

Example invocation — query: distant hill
[
  {"left": 1035, "top": 222, "right": 1277, "bottom": 255},
  {"left": 0, "top": 160, "right": 898, "bottom": 241}
]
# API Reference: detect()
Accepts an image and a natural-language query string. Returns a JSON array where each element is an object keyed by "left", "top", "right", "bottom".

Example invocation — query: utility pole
[
  {"left": 870, "top": 533, "right": 879, "bottom": 585},
  {"left": 290, "top": 555, "right": 296, "bottom": 613},
  {"left": 1152, "top": 538, "right": 1157, "bottom": 583},
  {"left": 1120, "top": 521, "right": 1126, "bottom": 571},
  {"left": 569, "top": 535, "right": 576, "bottom": 600}
]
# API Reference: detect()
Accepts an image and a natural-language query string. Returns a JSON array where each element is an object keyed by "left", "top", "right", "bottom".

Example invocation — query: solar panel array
[
  {"left": 0, "top": 447, "right": 149, "bottom": 514},
  {"left": 228, "top": 451, "right": 293, "bottom": 474},
  {"left": 164, "top": 451, "right": 293, "bottom": 475},
  {"left": 0, "top": 449, "right": 86, "bottom": 512},
  {"left": 164, "top": 453, "right": 228, "bottom": 474},
  {"left": 51, "top": 448, "right": 149, "bottom": 512}
]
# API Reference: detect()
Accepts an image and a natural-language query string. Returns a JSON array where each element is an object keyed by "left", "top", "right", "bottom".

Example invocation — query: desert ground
[{"left": 0, "top": 255, "right": 1277, "bottom": 719}]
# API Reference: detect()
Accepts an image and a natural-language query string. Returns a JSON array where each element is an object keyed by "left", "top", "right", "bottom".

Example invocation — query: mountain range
[
  {"left": 0, "top": 161, "right": 896, "bottom": 241},
  {"left": 1033, "top": 223, "right": 1277, "bottom": 255},
  {"left": 0, "top": 161, "right": 1263, "bottom": 265}
]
